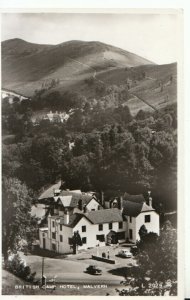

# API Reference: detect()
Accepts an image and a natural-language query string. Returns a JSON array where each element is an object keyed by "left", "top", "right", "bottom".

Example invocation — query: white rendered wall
[{"left": 135, "top": 211, "right": 160, "bottom": 241}]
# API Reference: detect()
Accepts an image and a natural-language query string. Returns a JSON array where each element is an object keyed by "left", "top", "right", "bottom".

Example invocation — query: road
[
  {"left": 19, "top": 244, "right": 135, "bottom": 283},
  {"left": 2, "top": 269, "right": 119, "bottom": 296},
  {"left": 4, "top": 245, "right": 136, "bottom": 295},
  {"left": 19, "top": 252, "right": 125, "bottom": 283}
]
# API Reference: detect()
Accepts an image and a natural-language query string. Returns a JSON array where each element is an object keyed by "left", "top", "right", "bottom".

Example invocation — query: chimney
[
  {"left": 101, "top": 191, "right": 104, "bottom": 206},
  {"left": 119, "top": 195, "right": 123, "bottom": 210},
  {"left": 64, "top": 210, "right": 69, "bottom": 225},
  {"left": 149, "top": 197, "right": 152, "bottom": 208},
  {"left": 78, "top": 199, "right": 82, "bottom": 211},
  {"left": 148, "top": 191, "right": 152, "bottom": 207},
  {"left": 83, "top": 204, "right": 87, "bottom": 213},
  {"left": 113, "top": 198, "right": 117, "bottom": 208}
]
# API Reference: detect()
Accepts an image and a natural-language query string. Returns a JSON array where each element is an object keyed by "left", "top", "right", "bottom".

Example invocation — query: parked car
[
  {"left": 85, "top": 264, "right": 102, "bottom": 275},
  {"left": 117, "top": 249, "right": 132, "bottom": 258}
]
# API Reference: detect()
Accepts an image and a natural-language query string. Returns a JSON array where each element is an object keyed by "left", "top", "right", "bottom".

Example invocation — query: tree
[
  {"left": 62, "top": 154, "right": 92, "bottom": 190},
  {"left": 6, "top": 253, "right": 36, "bottom": 282},
  {"left": 136, "top": 109, "right": 147, "bottom": 120},
  {"left": 13, "top": 96, "right": 20, "bottom": 104},
  {"left": 70, "top": 231, "right": 83, "bottom": 254},
  {"left": 2, "top": 177, "right": 34, "bottom": 261},
  {"left": 139, "top": 225, "right": 148, "bottom": 239},
  {"left": 118, "top": 221, "right": 177, "bottom": 296}
]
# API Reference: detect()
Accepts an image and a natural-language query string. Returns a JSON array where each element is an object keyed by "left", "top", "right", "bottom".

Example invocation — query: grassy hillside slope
[
  {"left": 2, "top": 38, "right": 153, "bottom": 96},
  {"left": 2, "top": 39, "right": 177, "bottom": 115},
  {"left": 96, "top": 63, "right": 177, "bottom": 114}
]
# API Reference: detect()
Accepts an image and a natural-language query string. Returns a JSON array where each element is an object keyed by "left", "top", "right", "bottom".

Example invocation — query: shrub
[{"left": 6, "top": 253, "right": 36, "bottom": 282}]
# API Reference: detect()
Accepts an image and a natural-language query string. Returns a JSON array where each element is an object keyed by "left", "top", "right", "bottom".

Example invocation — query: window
[
  {"left": 60, "top": 224, "right": 62, "bottom": 231},
  {"left": 99, "top": 224, "right": 103, "bottom": 231},
  {"left": 117, "top": 231, "right": 125, "bottom": 240},
  {"left": 129, "top": 229, "right": 133, "bottom": 240},
  {"left": 109, "top": 223, "right": 112, "bottom": 230},
  {"left": 96, "top": 234, "right": 105, "bottom": 242},
  {"left": 91, "top": 209, "right": 95, "bottom": 211},
  {"left": 145, "top": 215, "right": 151, "bottom": 223},
  {"left": 82, "top": 237, "right": 87, "bottom": 244},
  {"left": 130, "top": 216, "right": 132, "bottom": 223},
  {"left": 119, "top": 222, "right": 123, "bottom": 229},
  {"left": 60, "top": 235, "right": 63, "bottom": 242},
  {"left": 52, "top": 232, "right": 56, "bottom": 239},
  {"left": 52, "top": 243, "right": 56, "bottom": 251},
  {"left": 82, "top": 225, "right": 86, "bottom": 232},
  {"left": 52, "top": 221, "right": 55, "bottom": 227}
]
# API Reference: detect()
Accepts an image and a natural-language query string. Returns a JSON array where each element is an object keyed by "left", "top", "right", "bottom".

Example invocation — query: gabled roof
[
  {"left": 57, "top": 195, "right": 73, "bottom": 207},
  {"left": 123, "top": 200, "right": 155, "bottom": 217},
  {"left": 70, "top": 190, "right": 82, "bottom": 194},
  {"left": 123, "top": 201, "right": 143, "bottom": 217},
  {"left": 141, "top": 202, "right": 155, "bottom": 213},
  {"left": 38, "top": 181, "right": 61, "bottom": 200},
  {"left": 58, "top": 208, "right": 125, "bottom": 228},
  {"left": 60, "top": 214, "right": 84, "bottom": 228},
  {"left": 56, "top": 191, "right": 99, "bottom": 208},
  {"left": 123, "top": 193, "right": 145, "bottom": 203},
  {"left": 59, "top": 191, "right": 81, "bottom": 197},
  {"left": 84, "top": 208, "right": 124, "bottom": 224}
]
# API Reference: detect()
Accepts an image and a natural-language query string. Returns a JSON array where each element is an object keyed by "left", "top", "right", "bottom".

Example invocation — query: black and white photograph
[{"left": 1, "top": 9, "right": 183, "bottom": 297}]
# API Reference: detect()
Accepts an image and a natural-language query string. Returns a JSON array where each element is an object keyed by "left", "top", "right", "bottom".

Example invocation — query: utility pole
[{"left": 41, "top": 257, "right": 45, "bottom": 285}]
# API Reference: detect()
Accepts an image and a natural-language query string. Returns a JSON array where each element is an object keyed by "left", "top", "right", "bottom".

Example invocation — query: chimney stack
[
  {"left": 148, "top": 191, "right": 152, "bottom": 208},
  {"left": 83, "top": 204, "right": 87, "bottom": 213},
  {"left": 149, "top": 197, "right": 152, "bottom": 208},
  {"left": 119, "top": 195, "right": 123, "bottom": 211},
  {"left": 64, "top": 210, "right": 69, "bottom": 225},
  {"left": 101, "top": 191, "right": 104, "bottom": 206}
]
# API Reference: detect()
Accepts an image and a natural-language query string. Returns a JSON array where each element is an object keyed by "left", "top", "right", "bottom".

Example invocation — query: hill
[
  {"left": 96, "top": 63, "right": 177, "bottom": 114},
  {"left": 1, "top": 39, "right": 177, "bottom": 115},
  {"left": 2, "top": 38, "right": 153, "bottom": 96}
]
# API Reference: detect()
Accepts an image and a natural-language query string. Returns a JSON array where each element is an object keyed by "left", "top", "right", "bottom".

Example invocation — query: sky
[{"left": 1, "top": 12, "right": 181, "bottom": 64}]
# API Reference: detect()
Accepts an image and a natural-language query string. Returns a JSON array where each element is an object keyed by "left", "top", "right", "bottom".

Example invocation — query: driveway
[
  {"left": 19, "top": 244, "right": 136, "bottom": 280},
  {"left": 17, "top": 244, "right": 136, "bottom": 295}
]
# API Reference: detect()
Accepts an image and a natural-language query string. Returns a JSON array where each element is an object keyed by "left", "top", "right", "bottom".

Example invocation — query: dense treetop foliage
[
  {"left": 2, "top": 177, "right": 37, "bottom": 260},
  {"left": 2, "top": 93, "right": 177, "bottom": 212},
  {"left": 118, "top": 221, "right": 177, "bottom": 296}
]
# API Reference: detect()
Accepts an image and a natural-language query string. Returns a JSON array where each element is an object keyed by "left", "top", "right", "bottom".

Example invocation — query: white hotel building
[{"left": 39, "top": 189, "right": 160, "bottom": 254}]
